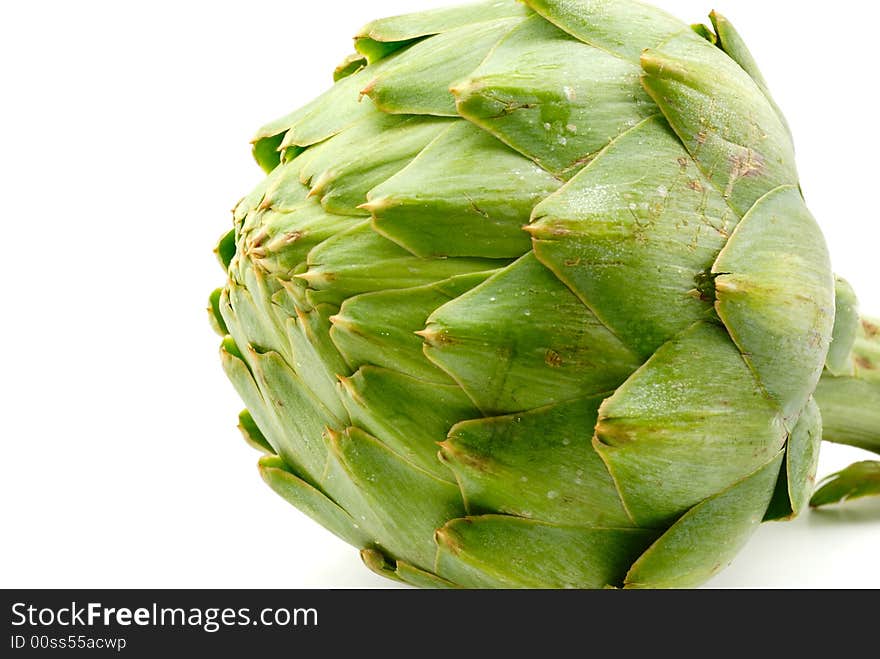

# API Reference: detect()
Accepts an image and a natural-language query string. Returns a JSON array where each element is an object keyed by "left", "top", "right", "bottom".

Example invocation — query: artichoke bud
[{"left": 212, "top": 0, "right": 880, "bottom": 588}]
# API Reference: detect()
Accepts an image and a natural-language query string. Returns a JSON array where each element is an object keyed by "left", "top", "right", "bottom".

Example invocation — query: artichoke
[{"left": 210, "top": 0, "right": 880, "bottom": 588}]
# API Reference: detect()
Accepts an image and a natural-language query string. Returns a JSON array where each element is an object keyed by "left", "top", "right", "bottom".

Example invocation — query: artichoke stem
[{"left": 815, "top": 317, "right": 880, "bottom": 455}]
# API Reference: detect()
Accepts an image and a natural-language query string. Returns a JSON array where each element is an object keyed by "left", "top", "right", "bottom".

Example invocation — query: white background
[{"left": 1, "top": 0, "right": 877, "bottom": 589}]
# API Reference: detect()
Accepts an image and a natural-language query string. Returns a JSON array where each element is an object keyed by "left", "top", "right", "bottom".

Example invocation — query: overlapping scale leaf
[
  {"left": 712, "top": 185, "right": 834, "bottom": 420},
  {"left": 523, "top": 0, "right": 688, "bottom": 62},
  {"left": 259, "top": 455, "right": 373, "bottom": 548},
  {"left": 423, "top": 253, "right": 642, "bottom": 415},
  {"left": 765, "top": 398, "right": 822, "bottom": 520},
  {"left": 286, "top": 305, "right": 352, "bottom": 423},
  {"left": 237, "top": 409, "right": 273, "bottom": 454},
  {"left": 452, "top": 15, "right": 657, "bottom": 177},
  {"left": 325, "top": 426, "right": 466, "bottom": 570},
  {"left": 247, "top": 349, "right": 343, "bottom": 486},
  {"left": 434, "top": 515, "right": 657, "bottom": 588},
  {"left": 252, "top": 54, "right": 401, "bottom": 170},
  {"left": 367, "top": 122, "right": 561, "bottom": 258},
  {"left": 362, "top": 17, "right": 525, "bottom": 116},
  {"left": 329, "top": 272, "right": 493, "bottom": 384},
  {"left": 220, "top": 339, "right": 292, "bottom": 469},
  {"left": 707, "top": 11, "right": 791, "bottom": 137},
  {"left": 333, "top": 53, "right": 367, "bottom": 82},
  {"left": 641, "top": 32, "right": 797, "bottom": 216},
  {"left": 440, "top": 396, "right": 632, "bottom": 527},
  {"left": 300, "top": 221, "right": 503, "bottom": 307},
  {"left": 241, "top": 197, "right": 355, "bottom": 279},
  {"left": 826, "top": 277, "right": 859, "bottom": 377},
  {"left": 355, "top": 0, "right": 531, "bottom": 63},
  {"left": 297, "top": 113, "right": 452, "bottom": 216},
  {"left": 208, "top": 288, "right": 228, "bottom": 337},
  {"left": 234, "top": 159, "right": 356, "bottom": 279},
  {"left": 594, "top": 322, "right": 787, "bottom": 527},
  {"left": 222, "top": 278, "right": 289, "bottom": 362},
  {"left": 360, "top": 549, "right": 455, "bottom": 589},
  {"left": 624, "top": 452, "right": 783, "bottom": 588},
  {"left": 530, "top": 115, "right": 737, "bottom": 359},
  {"left": 339, "top": 366, "right": 479, "bottom": 482}
]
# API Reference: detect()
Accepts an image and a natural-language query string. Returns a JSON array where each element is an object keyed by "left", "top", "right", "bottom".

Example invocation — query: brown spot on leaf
[
  {"left": 280, "top": 231, "right": 303, "bottom": 245},
  {"left": 687, "top": 180, "right": 704, "bottom": 192},
  {"left": 545, "top": 350, "right": 563, "bottom": 367},
  {"left": 730, "top": 149, "right": 765, "bottom": 179},
  {"left": 855, "top": 356, "right": 876, "bottom": 371},
  {"left": 594, "top": 420, "right": 634, "bottom": 446},
  {"left": 862, "top": 320, "right": 879, "bottom": 338}
]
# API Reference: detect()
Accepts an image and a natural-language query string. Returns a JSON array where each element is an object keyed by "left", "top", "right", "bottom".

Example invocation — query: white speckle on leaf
[{"left": 547, "top": 490, "right": 559, "bottom": 500}]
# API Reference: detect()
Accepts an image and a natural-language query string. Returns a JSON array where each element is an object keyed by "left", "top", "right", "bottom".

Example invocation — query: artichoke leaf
[
  {"left": 355, "top": 0, "right": 531, "bottom": 55},
  {"left": 301, "top": 221, "right": 503, "bottom": 308},
  {"left": 825, "top": 277, "right": 860, "bottom": 377},
  {"left": 641, "top": 31, "right": 798, "bottom": 216},
  {"left": 595, "top": 321, "right": 787, "bottom": 528},
  {"left": 810, "top": 462, "right": 880, "bottom": 509},
  {"left": 453, "top": 14, "right": 657, "bottom": 177},
  {"left": 252, "top": 51, "right": 404, "bottom": 167},
  {"left": 339, "top": 366, "right": 478, "bottom": 483},
  {"left": 434, "top": 515, "right": 657, "bottom": 589},
  {"left": 625, "top": 452, "right": 784, "bottom": 589},
  {"left": 708, "top": 11, "right": 792, "bottom": 139},
  {"left": 326, "top": 427, "right": 466, "bottom": 571},
  {"left": 531, "top": 114, "right": 738, "bottom": 359},
  {"left": 248, "top": 348, "right": 342, "bottom": 485},
  {"left": 424, "top": 253, "right": 641, "bottom": 415},
  {"left": 363, "top": 17, "right": 524, "bottom": 117},
  {"left": 523, "top": 0, "right": 688, "bottom": 63},
  {"left": 764, "top": 398, "right": 822, "bottom": 520},
  {"left": 220, "top": 338, "right": 312, "bottom": 484},
  {"left": 259, "top": 455, "right": 373, "bottom": 549},
  {"left": 329, "top": 271, "right": 493, "bottom": 385},
  {"left": 286, "top": 305, "right": 352, "bottom": 423},
  {"left": 441, "top": 396, "right": 632, "bottom": 527},
  {"left": 360, "top": 548, "right": 456, "bottom": 589},
  {"left": 238, "top": 409, "right": 274, "bottom": 454},
  {"left": 208, "top": 288, "right": 228, "bottom": 337},
  {"left": 297, "top": 113, "right": 452, "bottom": 217},
  {"left": 333, "top": 53, "right": 367, "bottom": 82},
  {"left": 713, "top": 185, "right": 834, "bottom": 421},
  {"left": 367, "top": 121, "right": 560, "bottom": 259}
]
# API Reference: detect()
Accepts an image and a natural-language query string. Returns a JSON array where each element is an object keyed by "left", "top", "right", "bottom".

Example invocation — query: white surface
[{"left": 0, "top": 0, "right": 877, "bottom": 589}]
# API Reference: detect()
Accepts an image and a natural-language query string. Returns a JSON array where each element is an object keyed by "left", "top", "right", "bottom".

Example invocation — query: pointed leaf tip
[{"left": 810, "top": 462, "right": 880, "bottom": 508}]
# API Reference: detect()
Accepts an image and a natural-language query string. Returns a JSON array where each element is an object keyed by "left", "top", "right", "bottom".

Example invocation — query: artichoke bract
[{"left": 211, "top": 0, "right": 880, "bottom": 588}]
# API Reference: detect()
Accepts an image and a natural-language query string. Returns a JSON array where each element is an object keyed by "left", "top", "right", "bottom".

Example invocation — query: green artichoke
[{"left": 210, "top": 0, "right": 880, "bottom": 588}]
